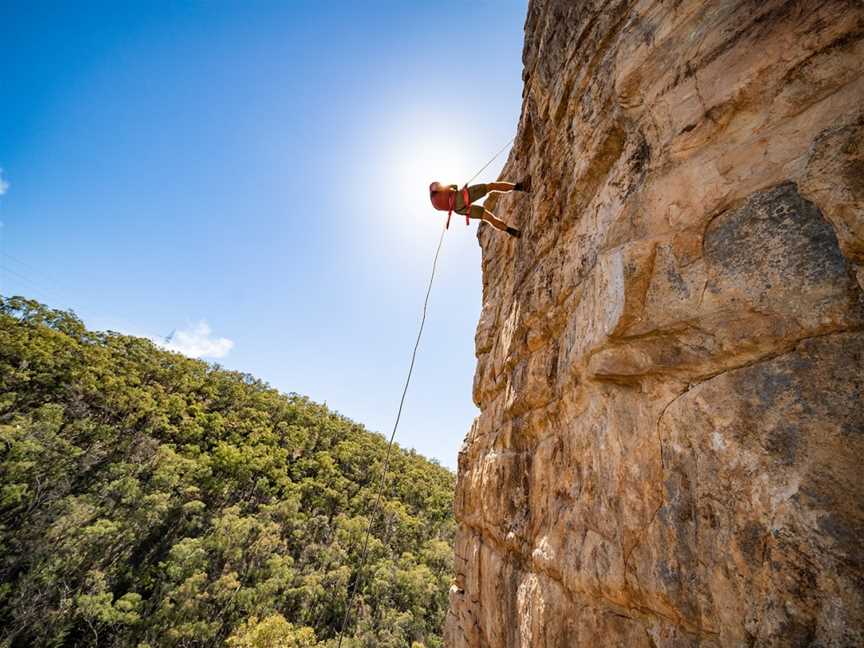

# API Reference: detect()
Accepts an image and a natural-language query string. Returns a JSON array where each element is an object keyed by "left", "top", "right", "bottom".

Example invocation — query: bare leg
[
  {"left": 480, "top": 208, "right": 510, "bottom": 231},
  {"left": 488, "top": 181, "right": 516, "bottom": 192},
  {"left": 466, "top": 205, "right": 521, "bottom": 237}
]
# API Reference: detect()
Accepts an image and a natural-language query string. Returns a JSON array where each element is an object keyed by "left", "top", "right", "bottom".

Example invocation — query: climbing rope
[
  {"left": 464, "top": 136, "right": 515, "bottom": 187},
  {"left": 335, "top": 135, "right": 515, "bottom": 646},
  {"left": 335, "top": 223, "right": 445, "bottom": 647}
]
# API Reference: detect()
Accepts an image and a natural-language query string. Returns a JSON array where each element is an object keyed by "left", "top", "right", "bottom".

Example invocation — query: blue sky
[{"left": 0, "top": 1, "right": 527, "bottom": 468}]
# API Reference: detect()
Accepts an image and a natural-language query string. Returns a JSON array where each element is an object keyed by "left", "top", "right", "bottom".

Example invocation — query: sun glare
[
  {"left": 373, "top": 109, "right": 487, "bottom": 253},
  {"left": 344, "top": 98, "right": 508, "bottom": 275}
]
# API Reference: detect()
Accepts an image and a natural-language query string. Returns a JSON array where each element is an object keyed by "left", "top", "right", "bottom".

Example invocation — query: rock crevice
[{"left": 446, "top": 2, "right": 864, "bottom": 646}]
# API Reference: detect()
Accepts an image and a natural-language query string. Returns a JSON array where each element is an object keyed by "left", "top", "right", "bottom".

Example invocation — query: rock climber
[{"left": 428, "top": 178, "right": 530, "bottom": 237}]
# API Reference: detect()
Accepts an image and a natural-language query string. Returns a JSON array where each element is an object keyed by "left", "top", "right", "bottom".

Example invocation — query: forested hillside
[{"left": 0, "top": 297, "right": 455, "bottom": 648}]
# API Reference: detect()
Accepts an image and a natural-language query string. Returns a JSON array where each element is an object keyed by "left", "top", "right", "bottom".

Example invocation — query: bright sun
[
  {"left": 386, "top": 118, "right": 481, "bottom": 243},
  {"left": 351, "top": 102, "right": 506, "bottom": 266}
]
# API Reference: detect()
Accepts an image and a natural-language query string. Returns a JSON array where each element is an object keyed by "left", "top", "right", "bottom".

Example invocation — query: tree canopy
[{"left": 0, "top": 297, "right": 455, "bottom": 647}]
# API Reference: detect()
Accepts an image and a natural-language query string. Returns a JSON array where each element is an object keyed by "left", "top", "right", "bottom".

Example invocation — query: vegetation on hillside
[{"left": 0, "top": 297, "right": 455, "bottom": 648}]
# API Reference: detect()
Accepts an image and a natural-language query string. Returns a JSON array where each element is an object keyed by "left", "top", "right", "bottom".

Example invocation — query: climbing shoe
[
  {"left": 506, "top": 226, "right": 522, "bottom": 238},
  {"left": 514, "top": 176, "right": 532, "bottom": 192}
]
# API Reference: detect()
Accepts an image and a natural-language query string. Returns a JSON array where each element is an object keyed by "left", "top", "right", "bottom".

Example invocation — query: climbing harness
[
  {"left": 335, "top": 135, "right": 515, "bottom": 647},
  {"left": 460, "top": 185, "right": 470, "bottom": 227},
  {"left": 444, "top": 185, "right": 472, "bottom": 229},
  {"left": 445, "top": 190, "right": 455, "bottom": 229}
]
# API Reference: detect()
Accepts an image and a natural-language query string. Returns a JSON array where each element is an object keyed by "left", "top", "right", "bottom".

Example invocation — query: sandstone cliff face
[{"left": 446, "top": 2, "right": 864, "bottom": 646}]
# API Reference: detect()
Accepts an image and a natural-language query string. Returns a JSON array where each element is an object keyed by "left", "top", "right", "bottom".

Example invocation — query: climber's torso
[{"left": 429, "top": 182, "right": 458, "bottom": 211}]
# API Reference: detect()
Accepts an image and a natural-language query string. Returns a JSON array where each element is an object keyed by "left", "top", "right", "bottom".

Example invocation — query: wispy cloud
[
  {"left": 154, "top": 321, "right": 234, "bottom": 359},
  {"left": 0, "top": 169, "right": 9, "bottom": 195}
]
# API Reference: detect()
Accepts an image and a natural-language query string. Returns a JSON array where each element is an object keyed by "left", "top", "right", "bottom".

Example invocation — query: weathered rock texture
[{"left": 446, "top": 2, "right": 864, "bottom": 646}]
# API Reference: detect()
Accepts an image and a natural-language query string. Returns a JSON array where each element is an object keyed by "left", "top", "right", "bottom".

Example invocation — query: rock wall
[{"left": 446, "top": 1, "right": 864, "bottom": 646}]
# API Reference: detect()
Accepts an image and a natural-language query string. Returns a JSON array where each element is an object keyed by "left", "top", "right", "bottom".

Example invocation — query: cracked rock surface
[{"left": 445, "top": 1, "right": 864, "bottom": 646}]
